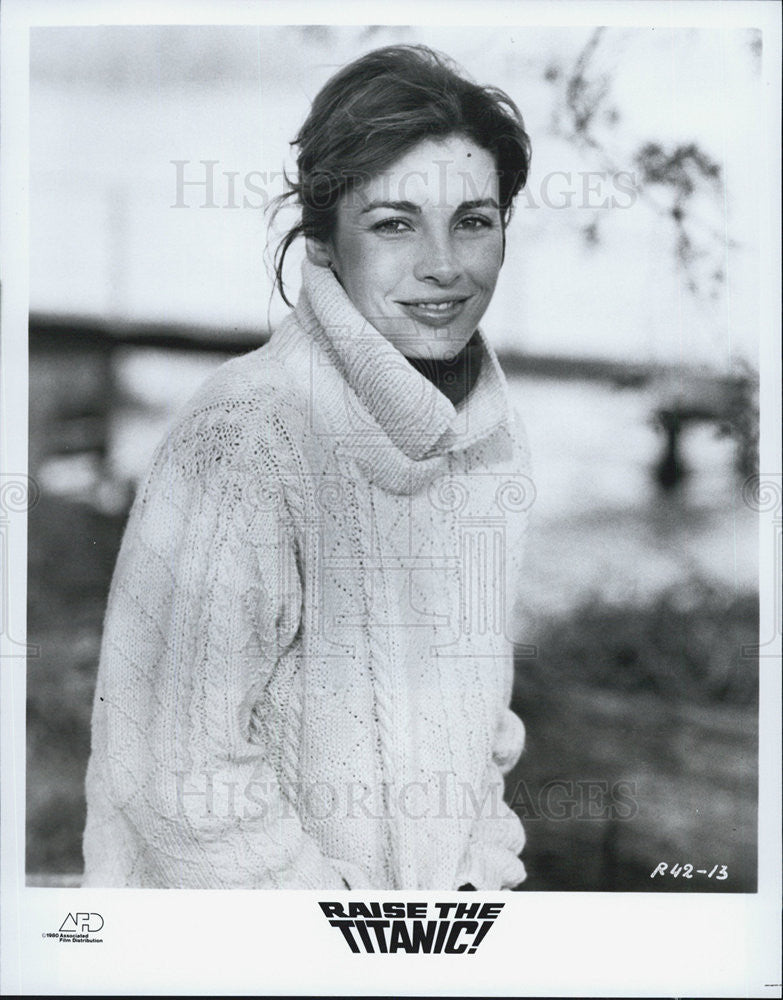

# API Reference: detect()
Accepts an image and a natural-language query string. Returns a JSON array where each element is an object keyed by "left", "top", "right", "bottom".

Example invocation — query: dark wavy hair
[{"left": 269, "top": 44, "right": 532, "bottom": 306}]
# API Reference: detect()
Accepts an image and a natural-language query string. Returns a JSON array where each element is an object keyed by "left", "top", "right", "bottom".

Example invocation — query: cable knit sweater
[{"left": 82, "top": 259, "right": 533, "bottom": 890}]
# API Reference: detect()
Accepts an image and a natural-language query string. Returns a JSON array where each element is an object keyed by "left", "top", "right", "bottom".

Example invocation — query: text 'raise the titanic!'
[{"left": 318, "top": 900, "right": 504, "bottom": 954}]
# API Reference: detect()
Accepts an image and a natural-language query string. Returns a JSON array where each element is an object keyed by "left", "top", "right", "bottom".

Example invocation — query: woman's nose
[{"left": 413, "top": 234, "right": 461, "bottom": 285}]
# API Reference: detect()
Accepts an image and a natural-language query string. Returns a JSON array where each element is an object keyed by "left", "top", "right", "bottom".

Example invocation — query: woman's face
[{"left": 315, "top": 133, "right": 504, "bottom": 359}]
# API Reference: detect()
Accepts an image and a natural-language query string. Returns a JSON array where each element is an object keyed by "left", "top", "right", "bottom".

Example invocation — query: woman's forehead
[{"left": 347, "top": 135, "right": 499, "bottom": 211}]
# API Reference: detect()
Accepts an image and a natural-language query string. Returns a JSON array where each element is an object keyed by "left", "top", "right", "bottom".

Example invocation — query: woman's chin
[
  {"left": 398, "top": 338, "right": 474, "bottom": 361},
  {"left": 371, "top": 319, "right": 477, "bottom": 360}
]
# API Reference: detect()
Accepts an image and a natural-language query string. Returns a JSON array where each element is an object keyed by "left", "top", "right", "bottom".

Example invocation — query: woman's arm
[
  {"left": 84, "top": 406, "right": 368, "bottom": 889},
  {"left": 451, "top": 405, "right": 534, "bottom": 891},
  {"left": 454, "top": 707, "right": 528, "bottom": 891}
]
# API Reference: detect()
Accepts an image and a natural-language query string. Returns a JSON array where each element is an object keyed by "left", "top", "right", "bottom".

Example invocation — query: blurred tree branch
[{"left": 548, "top": 28, "right": 736, "bottom": 299}]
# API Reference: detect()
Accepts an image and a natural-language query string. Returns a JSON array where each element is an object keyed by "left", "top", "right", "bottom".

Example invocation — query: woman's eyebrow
[
  {"left": 360, "top": 199, "right": 420, "bottom": 214},
  {"left": 359, "top": 197, "right": 500, "bottom": 214},
  {"left": 459, "top": 198, "right": 499, "bottom": 211}
]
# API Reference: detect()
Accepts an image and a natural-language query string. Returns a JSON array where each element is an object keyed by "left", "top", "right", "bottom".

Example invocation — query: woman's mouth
[{"left": 397, "top": 297, "right": 471, "bottom": 327}]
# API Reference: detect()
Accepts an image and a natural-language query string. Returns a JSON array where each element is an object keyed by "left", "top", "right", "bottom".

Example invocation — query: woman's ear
[{"left": 305, "top": 238, "right": 333, "bottom": 269}]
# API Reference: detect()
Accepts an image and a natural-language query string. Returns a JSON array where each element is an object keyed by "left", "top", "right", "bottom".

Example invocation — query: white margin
[{"left": 1, "top": 1, "right": 781, "bottom": 996}]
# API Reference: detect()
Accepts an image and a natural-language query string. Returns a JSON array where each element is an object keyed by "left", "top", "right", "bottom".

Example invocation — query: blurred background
[{"left": 27, "top": 24, "right": 760, "bottom": 889}]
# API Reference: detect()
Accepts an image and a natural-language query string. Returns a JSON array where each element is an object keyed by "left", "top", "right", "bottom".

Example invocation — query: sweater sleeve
[
  {"left": 453, "top": 707, "right": 527, "bottom": 891},
  {"left": 84, "top": 405, "right": 370, "bottom": 889},
  {"left": 451, "top": 403, "right": 532, "bottom": 890}
]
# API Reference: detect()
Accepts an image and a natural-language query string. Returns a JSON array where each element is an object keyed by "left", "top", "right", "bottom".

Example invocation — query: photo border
[{"left": 2, "top": 0, "right": 781, "bottom": 995}]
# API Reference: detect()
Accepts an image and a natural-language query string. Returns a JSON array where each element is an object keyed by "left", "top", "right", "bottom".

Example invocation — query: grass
[
  {"left": 509, "top": 584, "right": 759, "bottom": 891},
  {"left": 26, "top": 493, "right": 126, "bottom": 875},
  {"left": 518, "top": 579, "right": 759, "bottom": 706}
]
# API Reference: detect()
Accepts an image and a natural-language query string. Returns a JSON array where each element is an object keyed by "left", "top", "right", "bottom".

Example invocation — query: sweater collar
[{"left": 295, "top": 259, "right": 512, "bottom": 467}]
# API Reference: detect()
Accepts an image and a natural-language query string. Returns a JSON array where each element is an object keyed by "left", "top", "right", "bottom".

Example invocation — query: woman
[{"left": 83, "top": 44, "right": 534, "bottom": 890}]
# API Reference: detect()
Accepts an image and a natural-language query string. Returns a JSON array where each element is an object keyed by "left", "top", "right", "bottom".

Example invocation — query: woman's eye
[
  {"left": 456, "top": 214, "right": 493, "bottom": 231},
  {"left": 372, "top": 218, "right": 412, "bottom": 234}
]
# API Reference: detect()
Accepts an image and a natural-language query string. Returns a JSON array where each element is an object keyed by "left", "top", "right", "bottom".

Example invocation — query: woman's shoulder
[
  {"left": 156, "top": 336, "right": 312, "bottom": 483},
  {"left": 184, "top": 313, "right": 310, "bottom": 414}
]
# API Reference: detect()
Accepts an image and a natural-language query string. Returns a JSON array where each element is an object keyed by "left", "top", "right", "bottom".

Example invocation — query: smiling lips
[{"left": 397, "top": 296, "right": 472, "bottom": 327}]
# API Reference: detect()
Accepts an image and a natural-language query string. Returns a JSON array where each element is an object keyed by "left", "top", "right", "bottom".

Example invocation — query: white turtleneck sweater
[{"left": 82, "top": 260, "right": 533, "bottom": 890}]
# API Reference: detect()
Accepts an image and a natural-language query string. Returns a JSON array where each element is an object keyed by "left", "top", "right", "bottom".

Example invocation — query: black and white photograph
[{"left": 1, "top": 1, "right": 781, "bottom": 995}]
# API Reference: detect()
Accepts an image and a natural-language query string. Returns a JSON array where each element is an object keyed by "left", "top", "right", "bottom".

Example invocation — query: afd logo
[{"left": 59, "top": 912, "right": 104, "bottom": 934}]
